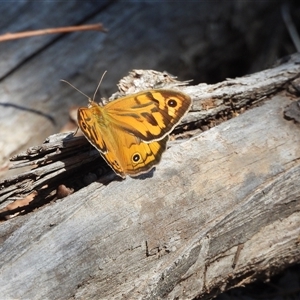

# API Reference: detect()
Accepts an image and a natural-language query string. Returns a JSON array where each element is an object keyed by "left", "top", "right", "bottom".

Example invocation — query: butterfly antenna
[
  {"left": 61, "top": 79, "right": 91, "bottom": 100},
  {"left": 93, "top": 70, "right": 107, "bottom": 101}
]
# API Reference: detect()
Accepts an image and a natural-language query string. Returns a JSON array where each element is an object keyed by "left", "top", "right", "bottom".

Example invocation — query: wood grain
[
  {"left": 0, "top": 1, "right": 287, "bottom": 167},
  {"left": 1, "top": 91, "right": 300, "bottom": 298},
  {"left": 0, "top": 2, "right": 300, "bottom": 299}
]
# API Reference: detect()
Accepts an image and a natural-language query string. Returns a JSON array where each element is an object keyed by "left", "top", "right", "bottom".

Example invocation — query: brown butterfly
[{"left": 77, "top": 89, "right": 192, "bottom": 178}]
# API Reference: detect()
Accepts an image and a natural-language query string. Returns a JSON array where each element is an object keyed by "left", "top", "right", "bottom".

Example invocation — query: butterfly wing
[
  {"left": 102, "top": 132, "right": 168, "bottom": 178},
  {"left": 77, "top": 102, "right": 108, "bottom": 154},
  {"left": 104, "top": 89, "right": 192, "bottom": 142},
  {"left": 77, "top": 89, "right": 191, "bottom": 178},
  {"left": 78, "top": 102, "right": 168, "bottom": 178}
]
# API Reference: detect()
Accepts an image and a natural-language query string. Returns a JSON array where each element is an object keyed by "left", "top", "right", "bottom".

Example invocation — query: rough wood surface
[
  {"left": 1, "top": 2, "right": 300, "bottom": 299},
  {"left": 0, "top": 1, "right": 289, "bottom": 168},
  {"left": 1, "top": 55, "right": 300, "bottom": 299},
  {"left": 1, "top": 55, "right": 300, "bottom": 212}
]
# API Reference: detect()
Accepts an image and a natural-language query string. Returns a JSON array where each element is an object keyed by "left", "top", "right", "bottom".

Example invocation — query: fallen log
[{"left": 0, "top": 54, "right": 300, "bottom": 299}]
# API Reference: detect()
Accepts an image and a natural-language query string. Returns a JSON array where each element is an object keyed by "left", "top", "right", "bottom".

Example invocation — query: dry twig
[{"left": 0, "top": 23, "right": 107, "bottom": 42}]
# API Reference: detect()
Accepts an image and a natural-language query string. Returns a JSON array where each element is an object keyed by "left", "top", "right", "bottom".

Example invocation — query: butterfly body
[{"left": 77, "top": 89, "right": 191, "bottom": 178}]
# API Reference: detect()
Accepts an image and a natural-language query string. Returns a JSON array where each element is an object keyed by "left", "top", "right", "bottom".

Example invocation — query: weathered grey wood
[
  {"left": 1, "top": 53, "right": 300, "bottom": 211},
  {"left": 0, "top": 1, "right": 109, "bottom": 78},
  {"left": 1, "top": 1, "right": 211, "bottom": 165},
  {"left": 0, "top": 0, "right": 286, "bottom": 169},
  {"left": 0, "top": 93, "right": 299, "bottom": 299},
  {"left": 0, "top": 2, "right": 299, "bottom": 299}
]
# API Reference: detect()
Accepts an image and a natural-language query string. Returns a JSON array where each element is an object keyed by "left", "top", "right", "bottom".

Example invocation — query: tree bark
[{"left": 1, "top": 54, "right": 300, "bottom": 299}]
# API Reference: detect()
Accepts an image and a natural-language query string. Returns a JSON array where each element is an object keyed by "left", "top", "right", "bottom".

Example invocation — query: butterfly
[{"left": 77, "top": 89, "right": 192, "bottom": 178}]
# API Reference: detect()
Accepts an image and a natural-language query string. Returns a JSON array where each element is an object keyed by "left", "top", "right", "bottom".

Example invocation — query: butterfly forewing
[{"left": 104, "top": 89, "right": 191, "bottom": 142}]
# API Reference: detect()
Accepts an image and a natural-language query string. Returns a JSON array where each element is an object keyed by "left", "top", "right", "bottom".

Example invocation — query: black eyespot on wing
[
  {"left": 132, "top": 153, "right": 141, "bottom": 162},
  {"left": 167, "top": 99, "right": 178, "bottom": 108}
]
